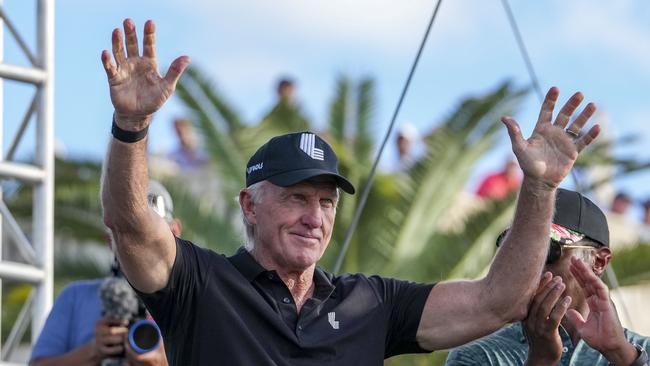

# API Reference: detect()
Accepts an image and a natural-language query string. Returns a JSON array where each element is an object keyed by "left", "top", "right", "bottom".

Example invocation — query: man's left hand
[
  {"left": 566, "top": 257, "right": 639, "bottom": 365},
  {"left": 501, "top": 87, "right": 600, "bottom": 189}
]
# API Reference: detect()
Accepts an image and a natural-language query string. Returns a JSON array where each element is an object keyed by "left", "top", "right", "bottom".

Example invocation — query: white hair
[{"left": 241, "top": 181, "right": 268, "bottom": 250}]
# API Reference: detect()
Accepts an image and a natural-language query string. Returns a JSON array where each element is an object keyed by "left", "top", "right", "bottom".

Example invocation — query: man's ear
[
  {"left": 170, "top": 219, "right": 182, "bottom": 237},
  {"left": 239, "top": 189, "right": 257, "bottom": 225},
  {"left": 593, "top": 246, "right": 612, "bottom": 277}
]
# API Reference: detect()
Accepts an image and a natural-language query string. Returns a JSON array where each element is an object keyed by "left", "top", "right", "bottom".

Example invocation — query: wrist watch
[{"left": 610, "top": 343, "right": 648, "bottom": 366}]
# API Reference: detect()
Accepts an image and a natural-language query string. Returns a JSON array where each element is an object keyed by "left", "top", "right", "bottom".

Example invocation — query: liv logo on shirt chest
[{"left": 327, "top": 312, "right": 339, "bottom": 330}]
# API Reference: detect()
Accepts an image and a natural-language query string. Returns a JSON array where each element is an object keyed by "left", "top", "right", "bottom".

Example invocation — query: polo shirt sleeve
[
  {"left": 30, "top": 285, "right": 77, "bottom": 360},
  {"left": 367, "top": 276, "right": 435, "bottom": 357},
  {"left": 137, "top": 237, "right": 210, "bottom": 339}
]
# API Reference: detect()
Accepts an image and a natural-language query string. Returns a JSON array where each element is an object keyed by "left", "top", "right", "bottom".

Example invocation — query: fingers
[
  {"left": 501, "top": 116, "right": 525, "bottom": 152},
  {"left": 143, "top": 20, "right": 156, "bottom": 59},
  {"left": 566, "top": 102, "right": 596, "bottom": 135},
  {"left": 123, "top": 19, "right": 140, "bottom": 58},
  {"left": 569, "top": 256, "right": 609, "bottom": 299},
  {"left": 534, "top": 279, "right": 566, "bottom": 330},
  {"left": 536, "top": 87, "right": 560, "bottom": 127},
  {"left": 100, "top": 343, "right": 125, "bottom": 357},
  {"left": 537, "top": 271, "right": 553, "bottom": 293},
  {"left": 164, "top": 55, "right": 191, "bottom": 89},
  {"left": 575, "top": 124, "right": 601, "bottom": 152},
  {"left": 101, "top": 50, "right": 117, "bottom": 79},
  {"left": 554, "top": 92, "right": 584, "bottom": 129},
  {"left": 565, "top": 308, "right": 586, "bottom": 328},
  {"left": 112, "top": 28, "right": 127, "bottom": 66},
  {"left": 529, "top": 276, "right": 563, "bottom": 317},
  {"left": 548, "top": 296, "right": 572, "bottom": 328}
]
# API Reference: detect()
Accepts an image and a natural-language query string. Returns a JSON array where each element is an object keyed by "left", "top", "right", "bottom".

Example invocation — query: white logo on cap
[
  {"left": 247, "top": 162, "right": 264, "bottom": 174},
  {"left": 299, "top": 133, "right": 324, "bottom": 161}
]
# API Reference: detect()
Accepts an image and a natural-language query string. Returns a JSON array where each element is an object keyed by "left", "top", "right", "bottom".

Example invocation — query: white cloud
[
  {"left": 553, "top": 1, "right": 650, "bottom": 76},
  {"left": 191, "top": 0, "right": 496, "bottom": 52}
]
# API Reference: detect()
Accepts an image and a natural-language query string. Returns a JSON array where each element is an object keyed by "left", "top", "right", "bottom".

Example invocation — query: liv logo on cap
[{"left": 299, "top": 133, "right": 324, "bottom": 161}]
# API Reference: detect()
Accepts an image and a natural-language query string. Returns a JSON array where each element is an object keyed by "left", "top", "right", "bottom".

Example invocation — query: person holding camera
[{"left": 29, "top": 181, "right": 179, "bottom": 366}]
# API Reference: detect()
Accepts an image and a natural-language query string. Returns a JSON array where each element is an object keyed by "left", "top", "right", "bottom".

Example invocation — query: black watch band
[
  {"left": 630, "top": 343, "right": 648, "bottom": 366},
  {"left": 611, "top": 343, "right": 648, "bottom": 366},
  {"left": 111, "top": 119, "right": 149, "bottom": 143}
]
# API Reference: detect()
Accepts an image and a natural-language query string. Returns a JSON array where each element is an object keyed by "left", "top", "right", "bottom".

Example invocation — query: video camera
[{"left": 99, "top": 276, "right": 161, "bottom": 366}]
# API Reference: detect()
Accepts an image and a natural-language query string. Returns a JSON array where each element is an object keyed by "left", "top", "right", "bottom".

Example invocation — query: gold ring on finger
[{"left": 565, "top": 129, "right": 580, "bottom": 139}]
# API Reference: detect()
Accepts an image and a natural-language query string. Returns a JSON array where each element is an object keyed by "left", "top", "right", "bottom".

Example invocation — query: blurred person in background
[
  {"left": 639, "top": 199, "right": 650, "bottom": 243},
  {"left": 29, "top": 181, "right": 179, "bottom": 366},
  {"left": 446, "top": 189, "right": 649, "bottom": 366},
  {"left": 256, "top": 77, "right": 310, "bottom": 135},
  {"left": 606, "top": 192, "right": 639, "bottom": 248},
  {"left": 610, "top": 192, "right": 632, "bottom": 216},
  {"left": 476, "top": 158, "right": 522, "bottom": 200},
  {"left": 167, "top": 118, "right": 207, "bottom": 172},
  {"left": 395, "top": 122, "right": 420, "bottom": 172}
]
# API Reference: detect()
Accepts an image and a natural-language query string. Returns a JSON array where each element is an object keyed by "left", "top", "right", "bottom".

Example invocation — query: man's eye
[
  {"left": 320, "top": 199, "right": 334, "bottom": 207},
  {"left": 291, "top": 194, "right": 306, "bottom": 202}
]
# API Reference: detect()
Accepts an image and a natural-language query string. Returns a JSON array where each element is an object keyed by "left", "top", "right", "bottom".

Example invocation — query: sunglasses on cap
[
  {"left": 495, "top": 229, "right": 599, "bottom": 265},
  {"left": 546, "top": 240, "right": 599, "bottom": 265}
]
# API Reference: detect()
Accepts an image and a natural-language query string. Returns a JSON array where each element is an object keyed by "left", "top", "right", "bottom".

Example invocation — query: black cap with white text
[{"left": 245, "top": 132, "right": 355, "bottom": 194}]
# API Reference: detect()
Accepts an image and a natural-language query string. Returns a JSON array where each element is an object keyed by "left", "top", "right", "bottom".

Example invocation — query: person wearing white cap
[{"left": 100, "top": 19, "right": 602, "bottom": 365}]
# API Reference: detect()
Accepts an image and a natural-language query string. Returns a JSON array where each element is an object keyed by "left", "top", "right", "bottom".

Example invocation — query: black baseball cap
[
  {"left": 245, "top": 132, "right": 355, "bottom": 194},
  {"left": 496, "top": 188, "right": 609, "bottom": 247},
  {"left": 552, "top": 188, "right": 609, "bottom": 247}
]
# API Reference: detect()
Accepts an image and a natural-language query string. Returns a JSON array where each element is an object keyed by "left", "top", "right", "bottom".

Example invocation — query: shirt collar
[
  {"left": 228, "top": 247, "right": 336, "bottom": 294},
  {"left": 228, "top": 247, "right": 266, "bottom": 282}
]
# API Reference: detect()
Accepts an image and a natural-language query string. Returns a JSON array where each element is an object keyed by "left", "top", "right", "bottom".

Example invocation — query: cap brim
[{"left": 267, "top": 168, "right": 355, "bottom": 194}]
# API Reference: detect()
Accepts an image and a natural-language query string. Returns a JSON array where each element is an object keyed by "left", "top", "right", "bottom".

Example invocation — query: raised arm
[
  {"left": 101, "top": 19, "right": 189, "bottom": 293},
  {"left": 416, "top": 87, "right": 600, "bottom": 350}
]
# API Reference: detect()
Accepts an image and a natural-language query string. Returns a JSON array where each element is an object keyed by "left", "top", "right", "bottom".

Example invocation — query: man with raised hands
[{"left": 101, "top": 19, "right": 601, "bottom": 365}]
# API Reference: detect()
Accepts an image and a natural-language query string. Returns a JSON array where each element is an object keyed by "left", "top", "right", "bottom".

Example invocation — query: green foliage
[{"left": 607, "top": 244, "right": 650, "bottom": 286}]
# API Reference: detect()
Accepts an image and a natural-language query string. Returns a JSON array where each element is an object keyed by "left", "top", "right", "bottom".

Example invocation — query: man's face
[
  {"left": 544, "top": 247, "right": 590, "bottom": 309},
  {"left": 543, "top": 243, "right": 609, "bottom": 310},
  {"left": 249, "top": 180, "right": 338, "bottom": 271}
]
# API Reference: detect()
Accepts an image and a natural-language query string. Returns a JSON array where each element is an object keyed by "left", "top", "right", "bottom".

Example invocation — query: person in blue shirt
[
  {"left": 30, "top": 180, "right": 181, "bottom": 366},
  {"left": 446, "top": 189, "right": 649, "bottom": 366}
]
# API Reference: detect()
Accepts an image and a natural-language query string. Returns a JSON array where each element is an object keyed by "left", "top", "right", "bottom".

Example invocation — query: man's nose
[{"left": 301, "top": 202, "right": 323, "bottom": 229}]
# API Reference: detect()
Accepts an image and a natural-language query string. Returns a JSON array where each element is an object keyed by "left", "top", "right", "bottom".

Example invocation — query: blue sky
[{"left": 3, "top": 1, "right": 650, "bottom": 216}]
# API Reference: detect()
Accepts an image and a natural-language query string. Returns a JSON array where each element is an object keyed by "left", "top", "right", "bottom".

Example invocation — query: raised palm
[
  {"left": 566, "top": 257, "right": 626, "bottom": 352},
  {"left": 101, "top": 19, "right": 189, "bottom": 129},
  {"left": 502, "top": 87, "right": 600, "bottom": 188}
]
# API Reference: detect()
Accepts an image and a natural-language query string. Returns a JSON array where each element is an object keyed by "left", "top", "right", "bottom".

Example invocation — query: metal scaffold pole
[{"left": 0, "top": 1, "right": 54, "bottom": 363}]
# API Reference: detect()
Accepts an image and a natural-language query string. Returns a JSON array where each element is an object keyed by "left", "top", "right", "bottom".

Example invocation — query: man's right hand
[
  {"left": 523, "top": 273, "right": 572, "bottom": 366},
  {"left": 101, "top": 19, "right": 190, "bottom": 131},
  {"left": 93, "top": 318, "right": 129, "bottom": 361}
]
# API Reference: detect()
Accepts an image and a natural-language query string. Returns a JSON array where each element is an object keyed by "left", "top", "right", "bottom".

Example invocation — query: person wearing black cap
[
  {"left": 446, "top": 189, "right": 650, "bottom": 366},
  {"left": 100, "top": 20, "right": 603, "bottom": 365}
]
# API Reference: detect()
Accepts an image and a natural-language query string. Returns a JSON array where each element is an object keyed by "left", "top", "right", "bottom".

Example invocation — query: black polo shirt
[{"left": 139, "top": 237, "right": 435, "bottom": 365}]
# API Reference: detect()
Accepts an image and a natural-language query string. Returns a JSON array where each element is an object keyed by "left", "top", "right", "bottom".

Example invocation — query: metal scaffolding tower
[{"left": 0, "top": 0, "right": 54, "bottom": 364}]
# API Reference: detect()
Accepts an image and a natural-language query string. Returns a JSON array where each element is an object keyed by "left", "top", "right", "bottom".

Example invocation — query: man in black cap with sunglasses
[
  {"left": 101, "top": 19, "right": 605, "bottom": 365},
  {"left": 446, "top": 189, "right": 650, "bottom": 366}
]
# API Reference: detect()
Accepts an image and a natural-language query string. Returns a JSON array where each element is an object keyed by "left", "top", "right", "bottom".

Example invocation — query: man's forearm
[
  {"left": 484, "top": 176, "right": 556, "bottom": 320},
  {"left": 102, "top": 127, "right": 151, "bottom": 234},
  {"left": 30, "top": 341, "right": 99, "bottom": 366}
]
